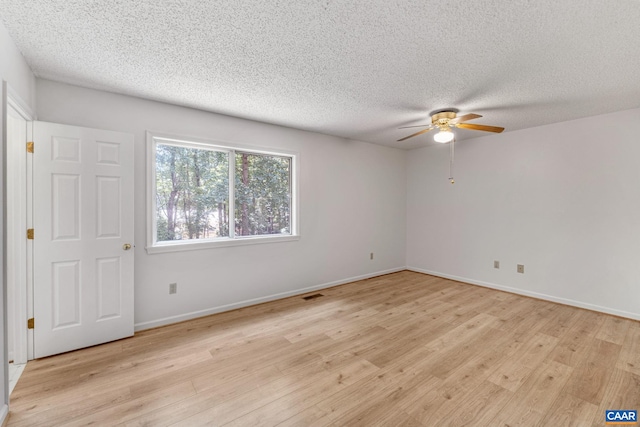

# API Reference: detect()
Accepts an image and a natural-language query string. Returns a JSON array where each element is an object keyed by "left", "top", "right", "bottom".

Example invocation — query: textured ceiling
[{"left": 1, "top": 0, "right": 639, "bottom": 149}]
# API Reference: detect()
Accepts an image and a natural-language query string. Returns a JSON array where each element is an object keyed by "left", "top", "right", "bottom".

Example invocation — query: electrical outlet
[
  {"left": 370, "top": 252, "right": 374, "bottom": 260},
  {"left": 169, "top": 283, "right": 177, "bottom": 294},
  {"left": 517, "top": 264, "right": 524, "bottom": 274},
  {"left": 494, "top": 260, "right": 500, "bottom": 269}
]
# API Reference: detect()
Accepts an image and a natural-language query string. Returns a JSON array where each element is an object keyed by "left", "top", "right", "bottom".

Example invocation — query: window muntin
[{"left": 148, "top": 134, "right": 297, "bottom": 252}]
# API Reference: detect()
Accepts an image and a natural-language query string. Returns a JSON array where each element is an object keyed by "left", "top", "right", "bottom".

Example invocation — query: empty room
[{"left": 1, "top": 1, "right": 639, "bottom": 426}]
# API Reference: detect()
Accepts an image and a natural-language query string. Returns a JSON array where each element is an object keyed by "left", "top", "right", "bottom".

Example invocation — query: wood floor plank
[
  {"left": 123, "top": 366, "right": 285, "bottom": 427},
  {"left": 540, "top": 393, "right": 599, "bottom": 427},
  {"left": 486, "top": 332, "right": 558, "bottom": 392},
  {"left": 7, "top": 271, "right": 639, "bottom": 426},
  {"left": 9, "top": 349, "right": 211, "bottom": 413},
  {"left": 313, "top": 325, "right": 388, "bottom": 358},
  {"left": 595, "top": 315, "right": 632, "bottom": 345},
  {"left": 424, "top": 313, "right": 503, "bottom": 352},
  {"left": 489, "top": 360, "right": 573, "bottom": 426},
  {"left": 283, "top": 307, "right": 379, "bottom": 343},
  {"left": 274, "top": 406, "right": 334, "bottom": 427},
  {"left": 224, "top": 357, "right": 379, "bottom": 427},
  {"left": 537, "top": 304, "right": 581, "bottom": 338},
  {"left": 616, "top": 323, "right": 640, "bottom": 376},
  {"left": 66, "top": 381, "right": 195, "bottom": 427},
  {"left": 548, "top": 310, "right": 607, "bottom": 368},
  {"left": 433, "top": 380, "right": 513, "bottom": 427},
  {"left": 395, "top": 334, "right": 525, "bottom": 423},
  {"left": 427, "top": 325, "right": 505, "bottom": 379},
  {"left": 595, "top": 368, "right": 640, "bottom": 420},
  {"left": 6, "top": 385, "right": 132, "bottom": 427},
  {"left": 353, "top": 319, "right": 452, "bottom": 368},
  {"left": 316, "top": 364, "right": 440, "bottom": 423},
  {"left": 332, "top": 401, "right": 421, "bottom": 427},
  {"left": 562, "top": 338, "right": 621, "bottom": 405}
]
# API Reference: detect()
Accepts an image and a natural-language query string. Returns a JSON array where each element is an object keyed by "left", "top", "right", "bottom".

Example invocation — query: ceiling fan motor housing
[{"left": 432, "top": 111, "right": 456, "bottom": 125}]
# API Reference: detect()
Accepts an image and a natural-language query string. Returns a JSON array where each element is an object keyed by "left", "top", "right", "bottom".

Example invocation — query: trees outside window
[
  {"left": 235, "top": 152, "right": 291, "bottom": 236},
  {"left": 155, "top": 144, "right": 229, "bottom": 242},
  {"left": 150, "top": 135, "right": 295, "bottom": 251}
]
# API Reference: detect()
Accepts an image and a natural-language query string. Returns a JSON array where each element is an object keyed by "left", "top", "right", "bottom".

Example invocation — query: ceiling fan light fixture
[{"left": 434, "top": 130, "right": 454, "bottom": 143}]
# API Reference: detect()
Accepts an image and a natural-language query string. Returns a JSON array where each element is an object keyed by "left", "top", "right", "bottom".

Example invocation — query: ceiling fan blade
[
  {"left": 398, "top": 124, "right": 432, "bottom": 129},
  {"left": 397, "top": 127, "right": 435, "bottom": 142},
  {"left": 449, "top": 113, "right": 482, "bottom": 125},
  {"left": 457, "top": 123, "right": 505, "bottom": 133}
]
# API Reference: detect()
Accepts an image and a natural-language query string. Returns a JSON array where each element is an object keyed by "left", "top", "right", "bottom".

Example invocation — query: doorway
[
  {"left": 5, "top": 97, "right": 135, "bottom": 367},
  {"left": 6, "top": 94, "right": 32, "bottom": 393}
]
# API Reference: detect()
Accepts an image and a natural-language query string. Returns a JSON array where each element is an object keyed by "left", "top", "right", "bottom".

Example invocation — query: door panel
[
  {"left": 51, "top": 261, "right": 81, "bottom": 329},
  {"left": 52, "top": 173, "right": 80, "bottom": 240},
  {"left": 96, "top": 176, "right": 121, "bottom": 238},
  {"left": 33, "top": 121, "right": 134, "bottom": 358},
  {"left": 96, "top": 257, "right": 122, "bottom": 320}
]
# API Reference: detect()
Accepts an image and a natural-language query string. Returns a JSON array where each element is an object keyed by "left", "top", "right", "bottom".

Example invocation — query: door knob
[{"left": 123, "top": 243, "right": 132, "bottom": 250}]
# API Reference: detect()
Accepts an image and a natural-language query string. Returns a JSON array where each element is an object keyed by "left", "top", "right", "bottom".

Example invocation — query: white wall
[
  {"left": 0, "top": 21, "right": 36, "bottom": 112},
  {"left": 407, "top": 108, "right": 640, "bottom": 319},
  {"left": 36, "top": 79, "right": 407, "bottom": 329},
  {"left": 1, "top": 19, "right": 37, "bottom": 422}
]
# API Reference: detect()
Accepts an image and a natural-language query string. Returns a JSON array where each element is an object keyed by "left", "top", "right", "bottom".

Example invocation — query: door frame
[{"left": 6, "top": 87, "right": 34, "bottom": 363}]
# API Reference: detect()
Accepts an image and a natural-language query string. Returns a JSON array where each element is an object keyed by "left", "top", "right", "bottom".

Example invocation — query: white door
[{"left": 33, "top": 121, "right": 134, "bottom": 358}]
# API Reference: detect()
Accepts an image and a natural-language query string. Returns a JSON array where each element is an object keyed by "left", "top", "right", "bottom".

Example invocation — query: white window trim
[{"left": 146, "top": 131, "right": 299, "bottom": 254}]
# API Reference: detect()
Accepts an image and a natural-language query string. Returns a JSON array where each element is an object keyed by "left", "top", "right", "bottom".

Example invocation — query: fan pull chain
[{"left": 449, "top": 136, "right": 455, "bottom": 184}]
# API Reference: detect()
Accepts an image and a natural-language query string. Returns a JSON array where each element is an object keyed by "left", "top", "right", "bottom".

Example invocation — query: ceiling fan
[{"left": 397, "top": 110, "right": 504, "bottom": 143}]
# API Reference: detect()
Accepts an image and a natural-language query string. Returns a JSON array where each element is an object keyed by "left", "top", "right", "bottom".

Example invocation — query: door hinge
[
  {"left": 27, "top": 228, "right": 34, "bottom": 240},
  {"left": 27, "top": 318, "right": 34, "bottom": 329},
  {"left": 27, "top": 142, "right": 34, "bottom": 153}
]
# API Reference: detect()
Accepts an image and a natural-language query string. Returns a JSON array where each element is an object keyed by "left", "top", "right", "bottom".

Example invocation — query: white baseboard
[
  {"left": 135, "top": 267, "right": 406, "bottom": 331},
  {"left": 407, "top": 266, "right": 640, "bottom": 321}
]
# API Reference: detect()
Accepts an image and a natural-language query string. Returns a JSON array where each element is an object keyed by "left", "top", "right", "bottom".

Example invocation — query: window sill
[{"left": 145, "top": 234, "right": 300, "bottom": 254}]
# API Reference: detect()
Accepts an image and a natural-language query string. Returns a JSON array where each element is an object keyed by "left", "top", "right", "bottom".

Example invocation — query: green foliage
[
  {"left": 155, "top": 144, "right": 229, "bottom": 241},
  {"left": 155, "top": 144, "right": 292, "bottom": 242},
  {"left": 235, "top": 152, "right": 291, "bottom": 236}
]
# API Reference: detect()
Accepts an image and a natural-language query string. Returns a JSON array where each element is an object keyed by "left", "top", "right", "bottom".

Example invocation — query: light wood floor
[{"left": 7, "top": 271, "right": 640, "bottom": 426}]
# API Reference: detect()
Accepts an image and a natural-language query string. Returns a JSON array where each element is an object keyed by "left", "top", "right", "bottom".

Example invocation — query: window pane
[
  {"left": 235, "top": 152, "right": 291, "bottom": 236},
  {"left": 155, "top": 144, "right": 229, "bottom": 242}
]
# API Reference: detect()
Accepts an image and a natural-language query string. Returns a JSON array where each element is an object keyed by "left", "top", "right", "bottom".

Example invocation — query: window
[
  {"left": 147, "top": 132, "right": 297, "bottom": 253},
  {"left": 234, "top": 151, "right": 292, "bottom": 236}
]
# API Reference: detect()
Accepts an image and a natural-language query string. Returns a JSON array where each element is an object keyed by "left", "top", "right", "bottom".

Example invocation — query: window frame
[{"left": 146, "top": 131, "right": 299, "bottom": 254}]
